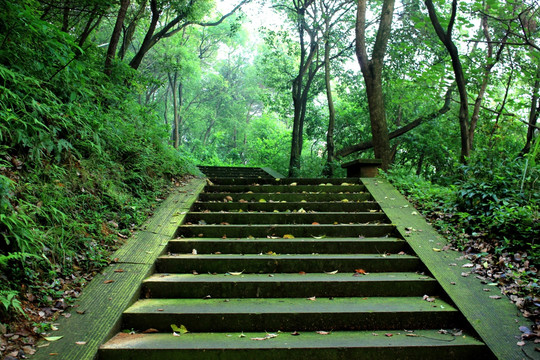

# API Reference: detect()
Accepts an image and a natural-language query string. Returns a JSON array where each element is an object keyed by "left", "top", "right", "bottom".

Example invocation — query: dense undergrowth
[
  {"left": 0, "top": 1, "right": 198, "bottom": 328},
  {"left": 384, "top": 155, "right": 540, "bottom": 331}
]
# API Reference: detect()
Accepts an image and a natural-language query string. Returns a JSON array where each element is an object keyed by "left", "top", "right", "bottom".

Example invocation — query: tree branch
[{"left": 336, "top": 87, "right": 453, "bottom": 158}]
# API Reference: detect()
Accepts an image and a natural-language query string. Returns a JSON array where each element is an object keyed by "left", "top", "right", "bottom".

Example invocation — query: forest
[{"left": 0, "top": 0, "right": 539, "bottom": 357}]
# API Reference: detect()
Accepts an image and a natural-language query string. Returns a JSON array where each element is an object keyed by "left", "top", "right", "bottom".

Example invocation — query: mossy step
[
  {"left": 204, "top": 184, "right": 367, "bottom": 193},
  {"left": 167, "top": 237, "right": 407, "bottom": 254},
  {"left": 143, "top": 272, "right": 439, "bottom": 298},
  {"left": 121, "top": 297, "right": 462, "bottom": 332},
  {"left": 99, "top": 330, "right": 489, "bottom": 360},
  {"left": 184, "top": 212, "right": 389, "bottom": 225},
  {"left": 156, "top": 254, "right": 422, "bottom": 273},
  {"left": 175, "top": 224, "right": 397, "bottom": 238},
  {"left": 192, "top": 201, "right": 381, "bottom": 213},
  {"left": 207, "top": 177, "right": 361, "bottom": 186},
  {"left": 198, "top": 192, "right": 371, "bottom": 202}
]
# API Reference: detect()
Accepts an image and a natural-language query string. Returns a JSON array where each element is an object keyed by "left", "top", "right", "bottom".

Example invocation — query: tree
[
  {"left": 355, "top": 0, "right": 396, "bottom": 170},
  {"left": 128, "top": 0, "right": 250, "bottom": 70},
  {"left": 104, "top": 0, "right": 130, "bottom": 75},
  {"left": 320, "top": 0, "right": 355, "bottom": 177}
]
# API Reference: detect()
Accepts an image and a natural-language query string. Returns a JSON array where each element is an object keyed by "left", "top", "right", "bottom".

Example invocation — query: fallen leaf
[
  {"left": 227, "top": 271, "right": 244, "bottom": 276},
  {"left": 143, "top": 328, "right": 159, "bottom": 333},
  {"left": 517, "top": 341, "right": 526, "bottom": 346},
  {"left": 43, "top": 336, "right": 63, "bottom": 342},
  {"left": 170, "top": 324, "right": 189, "bottom": 334},
  {"left": 239, "top": 332, "right": 246, "bottom": 338},
  {"left": 385, "top": 333, "right": 393, "bottom": 337},
  {"left": 312, "top": 222, "right": 320, "bottom": 225},
  {"left": 291, "top": 331, "right": 300, "bottom": 336},
  {"left": 307, "top": 296, "right": 316, "bottom": 301},
  {"left": 114, "top": 269, "right": 124, "bottom": 273},
  {"left": 341, "top": 199, "right": 349, "bottom": 202},
  {"left": 103, "top": 280, "right": 114, "bottom": 284},
  {"left": 462, "top": 263, "right": 474, "bottom": 268},
  {"left": 355, "top": 269, "right": 367, "bottom": 274},
  {"left": 489, "top": 295, "right": 502, "bottom": 299},
  {"left": 316, "top": 331, "right": 331, "bottom": 335},
  {"left": 192, "top": 249, "right": 197, "bottom": 255},
  {"left": 283, "top": 234, "right": 295, "bottom": 239},
  {"left": 324, "top": 270, "right": 338, "bottom": 275},
  {"left": 259, "top": 198, "right": 267, "bottom": 203},
  {"left": 251, "top": 337, "right": 267, "bottom": 341},
  {"left": 290, "top": 182, "right": 297, "bottom": 186},
  {"left": 298, "top": 271, "right": 306, "bottom": 275},
  {"left": 432, "top": 248, "right": 441, "bottom": 252},
  {"left": 75, "top": 341, "right": 86, "bottom": 345}
]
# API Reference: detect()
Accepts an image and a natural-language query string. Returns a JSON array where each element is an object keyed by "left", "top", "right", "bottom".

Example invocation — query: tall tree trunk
[
  {"left": 355, "top": 0, "right": 395, "bottom": 170},
  {"left": 77, "top": 5, "right": 104, "bottom": 47},
  {"left": 119, "top": 0, "right": 148, "bottom": 60},
  {"left": 129, "top": 0, "right": 160, "bottom": 70},
  {"left": 288, "top": 0, "right": 318, "bottom": 177},
  {"left": 521, "top": 65, "right": 540, "bottom": 156},
  {"left": 425, "top": 0, "right": 470, "bottom": 163},
  {"left": 323, "top": 18, "right": 336, "bottom": 177},
  {"left": 168, "top": 72, "right": 180, "bottom": 148},
  {"left": 105, "top": 0, "right": 130, "bottom": 76},
  {"left": 61, "top": 2, "right": 70, "bottom": 32},
  {"left": 469, "top": 7, "right": 507, "bottom": 151}
]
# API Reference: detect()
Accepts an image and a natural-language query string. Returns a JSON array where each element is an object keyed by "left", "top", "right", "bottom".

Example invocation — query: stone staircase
[{"left": 99, "top": 171, "right": 491, "bottom": 359}]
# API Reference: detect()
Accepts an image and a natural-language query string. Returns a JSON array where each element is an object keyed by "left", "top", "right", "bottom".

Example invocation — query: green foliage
[
  {"left": 0, "top": 0, "right": 197, "bottom": 310},
  {"left": 0, "top": 290, "right": 24, "bottom": 319},
  {"left": 385, "top": 157, "right": 540, "bottom": 262}
]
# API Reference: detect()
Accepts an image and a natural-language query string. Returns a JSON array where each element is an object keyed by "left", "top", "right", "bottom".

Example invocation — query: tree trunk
[
  {"left": 119, "top": 0, "right": 148, "bottom": 60},
  {"left": 288, "top": 1, "right": 318, "bottom": 177},
  {"left": 105, "top": 0, "right": 130, "bottom": 76},
  {"left": 323, "top": 18, "right": 336, "bottom": 177},
  {"left": 355, "top": 0, "right": 395, "bottom": 170},
  {"left": 168, "top": 72, "right": 180, "bottom": 148},
  {"left": 129, "top": 0, "right": 160, "bottom": 70},
  {"left": 425, "top": 0, "right": 470, "bottom": 163},
  {"left": 78, "top": 5, "right": 104, "bottom": 47},
  {"left": 521, "top": 66, "right": 540, "bottom": 156}
]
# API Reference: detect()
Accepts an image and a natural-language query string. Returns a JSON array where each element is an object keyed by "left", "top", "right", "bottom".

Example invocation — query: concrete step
[
  {"left": 142, "top": 272, "right": 439, "bottom": 298},
  {"left": 204, "top": 184, "right": 367, "bottom": 193},
  {"left": 184, "top": 212, "right": 389, "bottom": 225},
  {"left": 175, "top": 223, "right": 397, "bottom": 238},
  {"left": 167, "top": 237, "right": 408, "bottom": 254},
  {"left": 99, "top": 330, "right": 488, "bottom": 360},
  {"left": 198, "top": 192, "right": 372, "bottom": 202},
  {"left": 156, "top": 254, "right": 422, "bottom": 274},
  {"left": 121, "top": 297, "right": 462, "bottom": 332},
  {"left": 207, "top": 177, "right": 359, "bottom": 185},
  {"left": 191, "top": 201, "right": 381, "bottom": 213}
]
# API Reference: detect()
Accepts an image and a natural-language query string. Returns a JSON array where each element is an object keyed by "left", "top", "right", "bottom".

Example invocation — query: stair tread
[
  {"left": 170, "top": 236, "right": 404, "bottom": 242},
  {"left": 101, "top": 330, "right": 485, "bottom": 350},
  {"left": 145, "top": 272, "right": 435, "bottom": 283},
  {"left": 161, "top": 254, "right": 416, "bottom": 259},
  {"left": 125, "top": 297, "right": 456, "bottom": 315}
]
